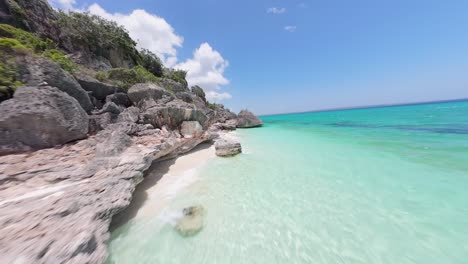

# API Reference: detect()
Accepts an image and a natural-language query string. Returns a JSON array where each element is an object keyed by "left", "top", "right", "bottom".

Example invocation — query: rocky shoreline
[{"left": 0, "top": 1, "right": 264, "bottom": 263}]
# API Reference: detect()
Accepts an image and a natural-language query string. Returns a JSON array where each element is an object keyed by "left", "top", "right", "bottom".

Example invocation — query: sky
[{"left": 49, "top": 0, "right": 468, "bottom": 115}]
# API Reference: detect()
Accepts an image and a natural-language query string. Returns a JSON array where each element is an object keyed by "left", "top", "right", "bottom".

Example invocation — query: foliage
[
  {"left": 207, "top": 101, "right": 217, "bottom": 110},
  {"left": 0, "top": 49, "right": 23, "bottom": 102},
  {"left": 42, "top": 49, "right": 77, "bottom": 73},
  {"left": 140, "top": 49, "right": 164, "bottom": 77},
  {"left": 56, "top": 11, "right": 140, "bottom": 65},
  {"left": 0, "top": 24, "right": 53, "bottom": 52},
  {"left": 164, "top": 68, "right": 188, "bottom": 87},
  {"left": 95, "top": 66, "right": 160, "bottom": 89}
]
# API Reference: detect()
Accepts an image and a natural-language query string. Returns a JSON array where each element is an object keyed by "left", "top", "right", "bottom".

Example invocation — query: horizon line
[{"left": 259, "top": 97, "right": 468, "bottom": 117}]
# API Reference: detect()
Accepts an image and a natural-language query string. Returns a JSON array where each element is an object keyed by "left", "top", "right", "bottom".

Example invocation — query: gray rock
[
  {"left": 88, "top": 112, "right": 117, "bottom": 134},
  {"left": 180, "top": 121, "right": 203, "bottom": 138},
  {"left": 236, "top": 110, "right": 263, "bottom": 128},
  {"left": 175, "top": 92, "right": 194, "bottom": 103},
  {"left": 96, "top": 102, "right": 123, "bottom": 115},
  {"left": 159, "top": 78, "right": 189, "bottom": 93},
  {"left": 127, "top": 83, "right": 174, "bottom": 109},
  {"left": 106, "top": 93, "right": 131, "bottom": 107},
  {"left": 90, "top": 95, "right": 103, "bottom": 109},
  {"left": 117, "top": 107, "right": 139, "bottom": 123},
  {"left": 75, "top": 73, "right": 125, "bottom": 101},
  {"left": 141, "top": 102, "right": 208, "bottom": 129},
  {"left": 215, "top": 138, "right": 242, "bottom": 157},
  {"left": 175, "top": 206, "right": 205, "bottom": 237},
  {"left": 19, "top": 56, "right": 93, "bottom": 112},
  {"left": 191, "top": 85, "right": 206, "bottom": 103},
  {"left": 0, "top": 85, "right": 88, "bottom": 154}
]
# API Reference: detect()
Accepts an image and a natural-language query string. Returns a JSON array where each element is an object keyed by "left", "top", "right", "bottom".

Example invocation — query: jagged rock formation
[
  {"left": 215, "top": 138, "right": 242, "bottom": 157},
  {"left": 0, "top": 125, "right": 216, "bottom": 264},
  {"left": 0, "top": 1, "right": 264, "bottom": 263},
  {"left": 0, "top": 85, "right": 88, "bottom": 154},
  {"left": 236, "top": 109, "right": 263, "bottom": 128}
]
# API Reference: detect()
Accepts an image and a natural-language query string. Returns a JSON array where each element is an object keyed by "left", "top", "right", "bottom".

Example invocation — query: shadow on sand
[{"left": 110, "top": 142, "right": 213, "bottom": 231}]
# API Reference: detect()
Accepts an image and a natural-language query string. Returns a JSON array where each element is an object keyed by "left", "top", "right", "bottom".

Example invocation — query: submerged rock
[
  {"left": 236, "top": 110, "right": 263, "bottom": 128},
  {"left": 175, "top": 206, "right": 205, "bottom": 237},
  {"left": 215, "top": 138, "right": 242, "bottom": 157}
]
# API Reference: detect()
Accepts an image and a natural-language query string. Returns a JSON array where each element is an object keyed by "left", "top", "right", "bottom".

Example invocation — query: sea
[{"left": 107, "top": 100, "right": 468, "bottom": 264}]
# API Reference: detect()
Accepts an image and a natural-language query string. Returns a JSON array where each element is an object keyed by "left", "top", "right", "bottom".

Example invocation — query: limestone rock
[
  {"left": 236, "top": 110, "right": 263, "bottom": 128},
  {"left": 141, "top": 103, "right": 208, "bottom": 129},
  {"left": 175, "top": 206, "right": 205, "bottom": 237},
  {"left": 106, "top": 93, "right": 131, "bottom": 107},
  {"left": 127, "top": 83, "right": 173, "bottom": 109},
  {"left": 0, "top": 85, "right": 88, "bottom": 154},
  {"left": 19, "top": 55, "right": 93, "bottom": 112},
  {"left": 75, "top": 73, "right": 125, "bottom": 101},
  {"left": 215, "top": 138, "right": 242, "bottom": 157},
  {"left": 96, "top": 102, "right": 122, "bottom": 115},
  {"left": 180, "top": 121, "right": 203, "bottom": 138},
  {"left": 191, "top": 85, "right": 206, "bottom": 103},
  {"left": 159, "top": 78, "right": 189, "bottom": 93},
  {"left": 88, "top": 112, "right": 117, "bottom": 134},
  {"left": 117, "top": 107, "right": 140, "bottom": 123}
]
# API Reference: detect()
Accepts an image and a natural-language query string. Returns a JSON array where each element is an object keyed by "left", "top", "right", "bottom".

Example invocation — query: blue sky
[{"left": 51, "top": 0, "right": 468, "bottom": 115}]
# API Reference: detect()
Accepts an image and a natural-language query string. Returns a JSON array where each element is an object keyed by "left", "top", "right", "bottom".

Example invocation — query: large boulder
[
  {"left": 0, "top": 85, "right": 88, "bottom": 154},
  {"left": 180, "top": 121, "right": 203, "bottom": 138},
  {"left": 159, "top": 78, "right": 189, "bottom": 93},
  {"left": 19, "top": 55, "right": 93, "bottom": 112},
  {"left": 127, "top": 83, "right": 174, "bottom": 109},
  {"left": 215, "top": 138, "right": 242, "bottom": 157},
  {"left": 236, "top": 110, "right": 263, "bottom": 128},
  {"left": 106, "top": 92, "right": 131, "bottom": 107},
  {"left": 75, "top": 73, "right": 125, "bottom": 101},
  {"left": 117, "top": 106, "right": 140, "bottom": 123},
  {"left": 141, "top": 100, "right": 209, "bottom": 130}
]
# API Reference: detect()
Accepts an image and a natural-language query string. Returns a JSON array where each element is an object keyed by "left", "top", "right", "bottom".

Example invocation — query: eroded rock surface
[
  {"left": 236, "top": 110, "right": 263, "bottom": 128},
  {"left": 0, "top": 126, "right": 215, "bottom": 264},
  {"left": 215, "top": 138, "right": 242, "bottom": 157},
  {"left": 0, "top": 85, "right": 88, "bottom": 155}
]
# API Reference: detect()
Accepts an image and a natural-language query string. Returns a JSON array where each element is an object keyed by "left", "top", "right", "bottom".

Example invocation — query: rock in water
[
  {"left": 0, "top": 85, "right": 88, "bottom": 154},
  {"left": 215, "top": 139, "right": 242, "bottom": 157},
  {"left": 236, "top": 110, "right": 263, "bottom": 128},
  {"left": 175, "top": 206, "right": 205, "bottom": 237}
]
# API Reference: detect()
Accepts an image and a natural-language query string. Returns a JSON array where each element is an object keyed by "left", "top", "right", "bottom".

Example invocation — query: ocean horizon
[{"left": 108, "top": 99, "right": 468, "bottom": 263}]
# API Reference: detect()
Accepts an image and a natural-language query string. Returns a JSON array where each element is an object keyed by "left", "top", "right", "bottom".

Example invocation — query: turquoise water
[{"left": 108, "top": 100, "right": 468, "bottom": 264}]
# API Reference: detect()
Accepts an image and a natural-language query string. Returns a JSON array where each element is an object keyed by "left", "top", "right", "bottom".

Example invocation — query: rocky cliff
[{"left": 0, "top": 1, "right": 262, "bottom": 263}]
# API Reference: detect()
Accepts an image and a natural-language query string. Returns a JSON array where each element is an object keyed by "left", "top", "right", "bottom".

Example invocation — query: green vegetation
[
  {"left": 0, "top": 24, "right": 52, "bottom": 52},
  {"left": 0, "top": 24, "right": 76, "bottom": 73},
  {"left": 57, "top": 11, "right": 140, "bottom": 66},
  {"left": 207, "top": 102, "right": 217, "bottom": 110},
  {"left": 164, "top": 69, "right": 188, "bottom": 87},
  {"left": 42, "top": 49, "right": 76, "bottom": 73},
  {"left": 0, "top": 39, "right": 24, "bottom": 101},
  {"left": 95, "top": 65, "right": 160, "bottom": 89},
  {"left": 140, "top": 49, "right": 164, "bottom": 77}
]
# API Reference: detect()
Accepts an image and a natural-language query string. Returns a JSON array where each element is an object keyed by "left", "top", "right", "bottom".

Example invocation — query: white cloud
[
  {"left": 176, "top": 43, "right": 231, "bottom": 101},
  {"left": 88, "top": 4, "right": 183, "bottom": 67},
  {"left": 267, "top": 7, "right": 286, "bottom": 14},
  {"left": 50, "top": 0, "right": 76, "bottom": 10},
  {"left": 284, "top": 26, "right": 297, "bottom": 32}
]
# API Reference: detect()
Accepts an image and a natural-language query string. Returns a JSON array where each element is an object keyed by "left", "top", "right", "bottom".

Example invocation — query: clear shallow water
[{"left": 108, "top": 100, "right": 468, "bottom": 264}]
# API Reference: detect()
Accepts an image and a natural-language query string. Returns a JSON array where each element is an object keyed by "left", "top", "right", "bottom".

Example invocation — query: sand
[{"left": 111, "top": 142, "right": 217, "bottom": 229}]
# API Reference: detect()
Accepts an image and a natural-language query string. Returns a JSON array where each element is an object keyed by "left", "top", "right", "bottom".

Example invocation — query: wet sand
[{"left": 111, "top": 142, "right": 216, "bottom": 230}]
